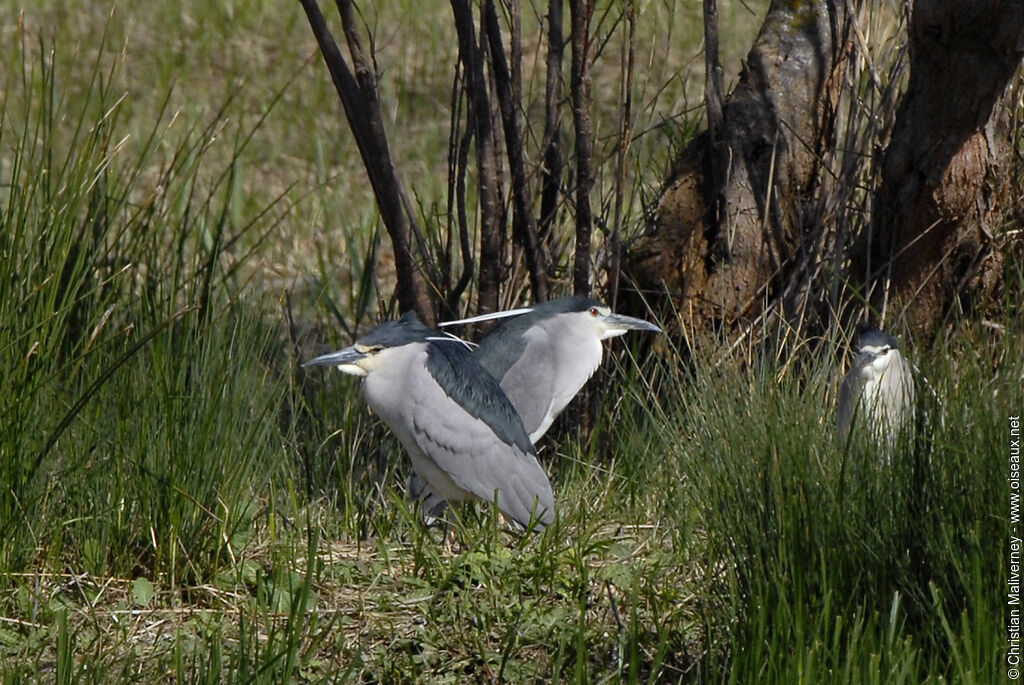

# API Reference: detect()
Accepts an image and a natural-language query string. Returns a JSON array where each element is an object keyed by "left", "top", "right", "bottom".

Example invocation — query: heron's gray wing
[
  {"left": 837, "top": 367, "right": 862, "bottom": 443},
  {"left": 487, "top": 330, "right": 557, "bottom": 441},
  {"left": 411, "top": 343, "right": 554, "bottom": 527},
  {"left": 407, "top": 395, "right": 554, "bottom": 527}
]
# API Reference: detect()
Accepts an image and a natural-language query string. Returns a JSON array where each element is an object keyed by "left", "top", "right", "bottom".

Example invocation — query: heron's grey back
[{"left": 426, "top": 342, "right": 535, "bottom": 454}]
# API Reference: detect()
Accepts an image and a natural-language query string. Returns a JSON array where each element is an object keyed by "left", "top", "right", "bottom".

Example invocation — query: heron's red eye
[{"left": 589, "top": 307, "right": 599, "bottom": 316}]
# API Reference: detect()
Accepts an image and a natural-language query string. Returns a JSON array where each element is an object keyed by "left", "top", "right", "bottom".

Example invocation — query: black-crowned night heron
[
  {"left": 837, "top": 330, "right": 916, "bottom": 447},
  {"left": 304, "top": 312, "right": 554, "bottom": 530},
  {"left": 446, "top": 296, "right": 662, "bottom": 441},
  {"left": 409, "top": 296, "right": 660, "bottom": 513}
]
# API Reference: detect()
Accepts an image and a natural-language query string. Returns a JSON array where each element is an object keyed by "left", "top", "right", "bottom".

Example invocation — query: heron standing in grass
[
  {"left": 410, "top": 296, "right": 661, "bottom": 514},
  {"left": 837, "top": 329, "right": 916, "bottom": 448},
  {"left": 305, "top": 312, "right": 554, "bottom": 530}
]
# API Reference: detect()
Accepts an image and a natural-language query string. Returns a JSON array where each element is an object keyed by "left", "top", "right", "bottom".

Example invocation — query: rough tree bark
[
  {"left": 869, "top": 0, "right": 1024, "bottom": 332},
  {"left": 628, "top": 0, "right": 850, "bottom": 339}
]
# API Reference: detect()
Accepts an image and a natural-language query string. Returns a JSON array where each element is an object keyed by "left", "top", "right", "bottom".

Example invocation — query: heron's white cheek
[
  {"left": 358, "top": 346, "right": 410, "bottom": 375},
  {"left": 858, "top": 358, "right": 882, "bottom": 382},
  {"left": 599, "top": 327, "right": 628, "bottom": 341},
  {"left": 360, "top": 346, "right": 425, "bottom": 416},
  {"left": 336, "top": 363, "right": 368, "bottom": 377}
]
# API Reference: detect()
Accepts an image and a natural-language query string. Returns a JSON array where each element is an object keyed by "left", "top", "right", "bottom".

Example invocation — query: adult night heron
[
  {"left": 304, "top": 312, "right": 554, "bottom": 530},
  {"left": 837, "top": 330, "right": 916, "bottom": 447},
  {"left": 466, "top": 296, "right": 662, "bottom": 442},
  {"left": 410, "top": 296, "right": 660, "bottom": 512}
]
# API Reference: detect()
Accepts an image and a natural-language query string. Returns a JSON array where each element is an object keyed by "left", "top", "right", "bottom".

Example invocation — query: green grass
[
  {"left": 661, "top": 330, "right": 1009, "bottom": 683},
  {"left": 0, "top": 2, "right": 1017, "bottom": 682}
]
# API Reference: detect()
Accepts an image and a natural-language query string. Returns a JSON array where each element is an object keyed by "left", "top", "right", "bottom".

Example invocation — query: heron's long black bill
[
  {"left": 302, "top": 346, "right": 365, "bottom": 368},
  {"left": 604, "top": 313, "right": 662, "bottom": 333}
]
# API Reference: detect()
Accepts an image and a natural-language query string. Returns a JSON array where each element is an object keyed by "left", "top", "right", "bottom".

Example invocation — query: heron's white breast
[
  {"left": 545, "top": 317, "right": 603, "bottom": 411},
  {"left": 361, "top": 345, "right": 426, "bottom": 445},
  {"left": 361, "top": 343, "right": 476, "bottom": 503}
]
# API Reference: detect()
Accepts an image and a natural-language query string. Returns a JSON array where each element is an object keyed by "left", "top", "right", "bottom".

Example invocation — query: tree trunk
[
  {"left": 628, "top": 0, "right": 849, "bottom": 339},
  {"left": 869, "top": 0, "right": 1024, "bottom": 333}
]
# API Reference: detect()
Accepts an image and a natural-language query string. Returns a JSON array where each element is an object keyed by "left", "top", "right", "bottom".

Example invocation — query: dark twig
[
  {"left": 538, "top": 0, "right": 565, "bottom": 246},
  {"left": 703, "top": 0, "right": 724, "bottom": 142},
  {"left": 608, "top": 1, "right": 636, "bottom": 308},
  {"left": 569, "top": 0, "right": 595, "bottom": 296},
  {"left": 298, "top": 0, "right": 433, "bottom": 321},
  {"left": 703, "top": 0, "right": 727, "bottom": 235},
  {"left": 451, "top": 0, "right": 503, "bottom": 314},
  {"left": 483, "top": 0, "right": 549, "bottom": 302},
  {"left": 446, "top": 63, "right": 475, "bottom": 315}
]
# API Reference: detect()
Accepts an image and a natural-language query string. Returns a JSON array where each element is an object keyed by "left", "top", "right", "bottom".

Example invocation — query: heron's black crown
[
  {"left": 857, "top": 330, "right": 901, "bottom": 352},
  {"left": 355, "top": 311, "right": 435, "bottom": 348}
]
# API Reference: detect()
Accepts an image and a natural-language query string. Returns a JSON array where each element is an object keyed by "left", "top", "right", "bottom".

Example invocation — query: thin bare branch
[
  {"left": 703, "top": 0, "right": 727, "bottom": 241},
  {"left": 446, "top": 63, "right": 475, "bottom": 315},
  {"left": 608, "top": 1, "right": 636, "bottom": 308},
  {"left": 538, "top": 0, "right": 565, "bottom": 245},
  {"left": 483, "top": 0, "right": 549, "bottom": 302},
  {"left": 569, "top": 0, "right": 595, "bottom": 296},
  {"left": 451, "top": 0, "right": 503, "bottom": 314},
  {"left": 702, "top": 0, "right": 724, "bottom": 142},
  {"left": 298, "top": 0, "right": 432, "bottom": 321}
]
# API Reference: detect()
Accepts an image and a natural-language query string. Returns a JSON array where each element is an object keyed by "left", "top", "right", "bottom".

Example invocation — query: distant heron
[
  {"left": 409, "top": 296, "right": 660, "bottom": 514},
  {"left": 837, "top": 330, "right": 916, "bottom": 447},
  {"left": 305, "top": 312, "right": 554, "bottom": 530}
]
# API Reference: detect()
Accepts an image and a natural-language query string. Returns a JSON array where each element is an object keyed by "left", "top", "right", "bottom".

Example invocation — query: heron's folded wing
[{"left": 408, "top": 394, "right": 553, "bottom": 526}]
